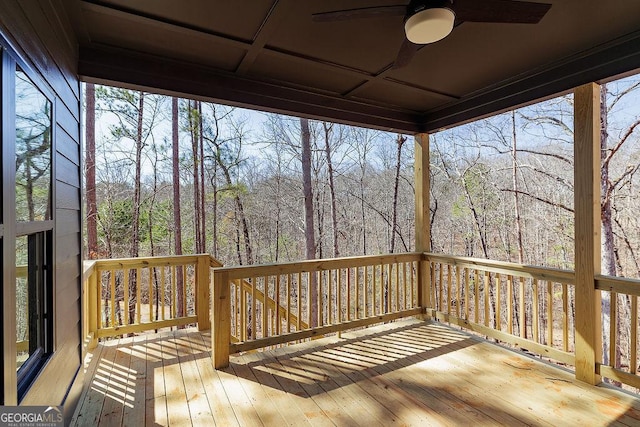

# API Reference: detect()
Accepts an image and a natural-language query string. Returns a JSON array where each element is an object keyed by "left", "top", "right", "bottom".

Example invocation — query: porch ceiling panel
[
  {"left": 64, "top": 0, "right": 640, "bottom": 133},
  {"left": 350, "top": 79, "right": 454, "bottom": 112},
  {"left": 246, "top": 53, "right": 366, "bottom": 97}
]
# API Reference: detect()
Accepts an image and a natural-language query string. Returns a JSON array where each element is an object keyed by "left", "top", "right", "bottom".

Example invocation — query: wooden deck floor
[{"left": 71, "top": 319, "right": 640, "bottom": 426}]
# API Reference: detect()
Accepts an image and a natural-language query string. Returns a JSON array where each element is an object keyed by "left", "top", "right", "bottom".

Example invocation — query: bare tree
[
  {"left": 301, "top": 118, "right": 318, "bottom": 326},
  {"left": 172, "top": 97, "right": 185, "bottom": 317},
  {"left": 85, "top": 83, "right": 98, "bottom": 259},
  {"left": 323, "top": 122, "right": 340, "bottom": 258}
]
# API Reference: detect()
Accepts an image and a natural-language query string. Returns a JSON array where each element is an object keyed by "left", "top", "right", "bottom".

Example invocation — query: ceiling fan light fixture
[{"left": 404, "top": 7, "right": 455, "bottom": 44}]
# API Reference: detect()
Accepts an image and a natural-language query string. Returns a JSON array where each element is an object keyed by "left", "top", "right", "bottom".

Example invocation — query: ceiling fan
[{"left": 312, "top": 0, "right": 552, "bottom": 68}]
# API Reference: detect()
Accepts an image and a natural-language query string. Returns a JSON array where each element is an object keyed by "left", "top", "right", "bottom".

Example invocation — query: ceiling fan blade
[
  {"left": 312, "top": 5, "right": 407, "bottom": 22},
  {"left": 393, "top": 37, "right": 419, "bottom": 69},
  {"left": 453, "top": 0, "right": 551, "bottom": 24}
]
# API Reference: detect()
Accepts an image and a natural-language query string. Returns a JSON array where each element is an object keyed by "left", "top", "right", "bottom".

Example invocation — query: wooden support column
[
  {"left": 196, "top": 255, "right": 211, "bottom": 331},
  {"left": 415, "top": 133, "right": 431, "bottom": 317},
  {"left": 574, "top": 83, "right": 602, "bottom": 385},
  {"left": 212, "top": 269, "right": 230, "bottom": 369},
  {"left": 87, "top": 268, "right": 99, "bottom": 350}
]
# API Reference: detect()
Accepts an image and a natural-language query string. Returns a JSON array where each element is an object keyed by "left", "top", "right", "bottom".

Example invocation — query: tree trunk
[
  {"left": 600, "top": 83, "right": 615, "bottom": 370},
  {"left": 172, "top": 97, "right": 185, "bottom": 318},
  {"left": 390, "top": 134, "right": 406, "bottom": 253},
  {"left": 191, "top": 100, "right": 202, "bottom": 253},
  {"left": 512, "top": 111, "right": 526, "bottom": 338},
  {"left": 323, "top": 122, "right": 339, "bottom": 258},
  {"left": 301, "top": 118, "right": 318, "bottom": 327},
  {"left": 198, "top": 101, "right": 206, "bottom": 253},
  {"left": 148, "top": 145, "right": 160, "bottom": 321},
  {"left": 85, "top": 83, "right": 98, "bottom": 259},
  {"left": 212, "top": 163, "right": 218, "bottom": 258},
  {"left": 128, "top": 91, "right": 144, "bottom": 324}
]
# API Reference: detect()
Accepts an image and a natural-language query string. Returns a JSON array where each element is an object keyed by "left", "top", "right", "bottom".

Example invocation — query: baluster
[
  {"left": 547, "top": 281, "right": 553, "bottom": 347},
  {"left": 464, "top": 268, "right": 469, "bottom": 320},
  {"left": 275, "top": 274, "right": 281, "bottom": 335},
  {"left": 519, "top": 277, "right": 525, "bottom": 338},
  {"left": 240, "top": 279, "right": 246, "bottom": 340},
  {"left": 532, "top": 279, "right": 540, "bottom": 343},
  {"left": 456, "top": 265, "right": 461, "bottom": 318},
  {"left": 287, "top": 274, "right": 291, "bottom": 333},
  {"left": 484, "top": 271, "right": 490, "bottom": 328},
  {"left": 474, "top": 270, "right": 479, "bottom": 323},
  {"left": 347, "top": 268, "right": 351, "bottom": 321},
  {"left": 337, "top": 268, "right": 342, "bottom": 323},
  {"left": 495, "top": 273, "right": 501, "bottom": 330},
  {"left": 297, "top": 272, "right": 302, "bottom": 331},
  {"left": 110, "top": 269, "right": 116, "bottom": 326},
  {"left": 149, "top": 267, "right": 154, "bottom": 322},
  {"left": 171, "top": 266, "right": 177, "bottom": 319},
  {"left": 447, "top": 264, "right": 452, "bottom": 315},
  {"left": 136, "top": 268, "right": 142, "bottom": 324},
  {"left": 507, "top": 275, "right": 513, "bottom": 335},
  {"left": 610, "top": 291, "right": 617, "bottom": 367},
  {"left": 631, "top": 296, "right": 638, "bottom": 374},
  {"left": 124, "top": 268, "right": 130, "bottom": 325},
  {"left": 251, "top": 276, "right": 257, "bottom": 340},
  {"left": 161, "top": 266, "right": 166, "bottom": 321}
]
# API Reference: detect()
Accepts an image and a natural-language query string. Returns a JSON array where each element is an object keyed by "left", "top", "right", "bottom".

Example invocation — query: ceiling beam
[
  {"left": 423, "top": 30, "right": 640, "bottom": 132},
  {"left": 79, "top": 45, "right": 424, "bottom": 133},
  {"left": 235, "top": 0, "right": 293, "bottom": 75}
]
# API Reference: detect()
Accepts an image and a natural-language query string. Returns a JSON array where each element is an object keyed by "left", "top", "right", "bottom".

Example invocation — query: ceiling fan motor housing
[{"left": 405, "top": 0, "right": 456, "bottom": 44}]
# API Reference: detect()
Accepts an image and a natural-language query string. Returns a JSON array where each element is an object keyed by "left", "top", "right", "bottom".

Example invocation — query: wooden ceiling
[{"left": 63, "top": 0, "right": 640, "bottom": 133}]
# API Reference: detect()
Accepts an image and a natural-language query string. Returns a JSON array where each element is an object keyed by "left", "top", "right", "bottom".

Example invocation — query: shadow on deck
[{"left": 71, "top": 319, "right": 640, "bottom": 426}]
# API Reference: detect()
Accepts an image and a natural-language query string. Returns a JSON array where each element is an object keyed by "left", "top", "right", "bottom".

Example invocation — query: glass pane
[
  {"left": 15, "top": 67, "right": 52, "bottom": 222},
  {"left": 16, "top": 236, "right": 29, "bottom": 369}
]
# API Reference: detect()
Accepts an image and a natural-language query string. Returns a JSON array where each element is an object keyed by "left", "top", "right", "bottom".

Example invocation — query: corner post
[
  {"left": 88, "top": 267, "right": 99, "bottom": 350},
  {"left": 415, "top": 133, "right": 431, "bottom": 318},
  {"left": 196, "top": 255, "right": 211, "bottom": 331},
  {"left": 574, "top": 83, "right": 602, "bottom": 385},
  {"left": 212, "top": 269, "right": 230, "bottom": 369}
]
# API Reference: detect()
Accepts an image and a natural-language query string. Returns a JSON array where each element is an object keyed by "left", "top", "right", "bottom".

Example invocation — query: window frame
[{"left": 1, "top": 42, "right": 56, "bottom": 404}]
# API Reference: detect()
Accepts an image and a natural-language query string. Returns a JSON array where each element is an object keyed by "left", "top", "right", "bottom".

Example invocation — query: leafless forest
[{"left": 85, "top": 76, "right": 640, "bottom": 277}]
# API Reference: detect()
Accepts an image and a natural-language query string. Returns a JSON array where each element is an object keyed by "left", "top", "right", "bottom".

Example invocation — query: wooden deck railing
[
  {"left": 80, "top": 251, "right": 640, "bottom": 390},
  {"left": 424, "top": 253, "right": 576, "bottom": 366},
  {"left": 83, "top": 254, "right": 212, "bottom": 349},
  {"left": 596, "top": 274, "right": 640, "bottom": 388},
  {"left": 211, "top": 253, "right": 423, "bottom": 368}
]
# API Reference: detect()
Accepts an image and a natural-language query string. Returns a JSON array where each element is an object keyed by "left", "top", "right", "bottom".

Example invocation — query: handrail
[
  {"left": 216, "top": 252, "right": 422, "bottom": 280},
  {"left": 425, "top": 253, "right": 575, "bottom": 284},
  {"left": 595, "top": 274, "right": 640, "bottom": 296}
]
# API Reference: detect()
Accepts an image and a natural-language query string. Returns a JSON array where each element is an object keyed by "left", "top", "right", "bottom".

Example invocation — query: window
[
  {"left": 16, "top": 232, "right": 52, "bottom": 397},
  {"left": 2, "top": 60, "right": 55, "bottom": 401},
  {"left": 15, "top": 67, "right": 52, "bottom": 222}
]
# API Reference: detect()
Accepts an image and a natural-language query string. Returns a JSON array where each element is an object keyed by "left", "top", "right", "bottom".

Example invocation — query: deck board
[{"left": 71, "top": 319, "right": 640, "bottom": 426}]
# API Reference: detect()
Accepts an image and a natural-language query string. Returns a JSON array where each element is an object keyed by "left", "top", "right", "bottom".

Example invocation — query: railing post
[
  {"left": 87, "top": 267, "right": 98, "bottom": 350},
  {"left": 574, "top": 82, "right": 602, "bottom": 385},
  {"left": 197, "top": 255, "right": 211, "bottom": 331},
  {"left": 212, "top": 269, "right": 230, "bottom": 369},
  {"left": 415, "top": 133, "right": 431, "bottom": 318}
]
